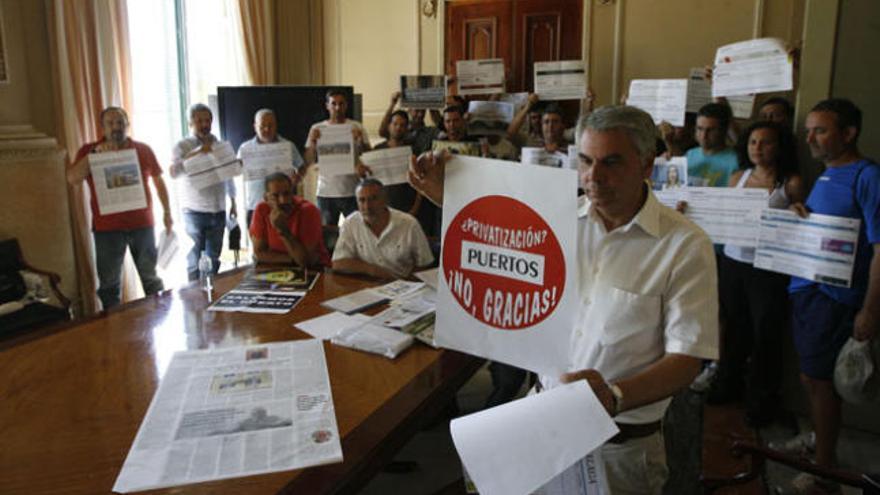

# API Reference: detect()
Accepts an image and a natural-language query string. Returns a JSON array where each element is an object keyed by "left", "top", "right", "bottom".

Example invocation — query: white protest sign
[{"left": 437, "top": 156, "right": 577, "bottom": 374}]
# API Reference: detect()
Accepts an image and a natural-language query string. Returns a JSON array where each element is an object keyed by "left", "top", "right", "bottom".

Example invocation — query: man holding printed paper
[
  {"left": 411, "top": 106, "right": 719, "bottom": 493},
  {"left": 170, "top": 103, "right": 238, "bottom": 281},
  {"left": 68, "top": 106, "right": 172, "bottom": 310},
  {"left": 776, "top": 99, "right": 880, "bottom": 494},
  {"left": 303, "top": 89, "right": 372, "bottom": 226},
  {"left": 237, "top": 108, "right": 304, "bottom": 227}
]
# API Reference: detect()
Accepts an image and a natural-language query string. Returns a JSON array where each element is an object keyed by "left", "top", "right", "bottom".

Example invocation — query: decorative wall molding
[{"left": 0, "top": 125, "right": 63, "bottom": 163}]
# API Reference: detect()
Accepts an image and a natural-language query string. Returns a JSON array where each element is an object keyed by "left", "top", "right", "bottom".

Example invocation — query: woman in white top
[{"left": 706, "top": 121, "right": 805, "bottom": 427}]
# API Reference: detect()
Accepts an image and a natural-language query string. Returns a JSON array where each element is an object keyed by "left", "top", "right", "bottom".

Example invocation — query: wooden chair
[
  {"left": 701, "top": 440, "right": 880, "bottom": 494},
  {"left": 0, "top": 238, "right": 71, "bottom": 337}
]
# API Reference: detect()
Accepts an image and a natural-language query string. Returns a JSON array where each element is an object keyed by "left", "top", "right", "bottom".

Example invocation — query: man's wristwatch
[{"left": 608, "top": 383, "right": 624, "bottom": 416}]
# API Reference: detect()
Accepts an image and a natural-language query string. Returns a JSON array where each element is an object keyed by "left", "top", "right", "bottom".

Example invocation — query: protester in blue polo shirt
[{"left": 778, "top": 98, "right": 880, "bottom": 495}]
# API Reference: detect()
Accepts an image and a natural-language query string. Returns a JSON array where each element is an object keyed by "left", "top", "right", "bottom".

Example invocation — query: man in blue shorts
[{"left": 784, "top": 98, "right": 879, "bottom": 494}]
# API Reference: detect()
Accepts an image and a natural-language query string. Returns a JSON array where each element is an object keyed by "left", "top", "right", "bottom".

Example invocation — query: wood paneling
[{"left": 445, "top": 0, "right": 514, "bottom": 83}]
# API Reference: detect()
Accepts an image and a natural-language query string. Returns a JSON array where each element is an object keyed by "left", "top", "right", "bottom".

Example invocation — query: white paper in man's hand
[{"left": 450, "top": 381, "right": 618, "bottom": 495}]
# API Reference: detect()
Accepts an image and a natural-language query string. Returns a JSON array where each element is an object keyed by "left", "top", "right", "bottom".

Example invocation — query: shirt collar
[{"left": 581, "top": 182, "right": 662, "bottom": 238}]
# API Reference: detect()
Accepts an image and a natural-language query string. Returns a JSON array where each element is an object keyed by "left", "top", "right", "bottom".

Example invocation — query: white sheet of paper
[
  {"left": 361, "top": 146, "right": 412, "bottom": 185},
  {"left": 184, "top": 141, "right": 242, "bottom": 190},
  {"left": 437, "top": 156, "right": 577, "bottom": 375},
  {"left": 400, "top": 75, "right": 446, "bottom": 109},
  {"left": 754, "top": 209, "right": 860, "bottom": 287},
  {"left": 521, "top": 147, "right": 567, "bottom": 168},
  {"left": 156, "top": 229, "right": 179, "bottom": 271},
  {"left": 712, "top": 37, "right": 793, "bottom": 97},
  {"left": 113, "top": 340, "right": 342, "bottom": 493},
  {"left": 320, "top": 280, "right": 424, "bottom": 314},
  {"left": 681, "top": 187, "right": 769, "bottom": 245},
  {"left": 498, "top": 92, "right": 530, "bottom": 114},
  {"left": 451, "top": 381, "right": 618, "bottom": 495},
  {"left": 457, "top": 58, "right": 505, "bottom": 95},
  {"left": 89, "top": 149, "right": 148, "bottom": 215},
  {"left": 239, "top": 141, "right": 295, "bottom": 180},
  {"left": 467, "top": 100, "right": 515, "bottom": 136},
  {"left": 295, "top": 311, "right": 371, "bottom": 340},
  {"left": 626, "top": 79, "right": 688, "bottom": 126},
  {"left": 727, "top": 93, "right": 757, "bottom": 119},
  {"left": 534, "top": 60, "right": 587, "bottom": 101},
  {"left": 414, "top": 267, "right": 439, "bottom": 289},
  {"left": 317, "top": 124, "right": 355, "bottom": 176},
  {"left": 370, "top": 288, "right": 436, "bottom": 329},
  {"left": 331, "top": 322, "right": 414, "bottom": 359},
  {"left": 686, "top": 68, "right": 712, "bottom": 114}
]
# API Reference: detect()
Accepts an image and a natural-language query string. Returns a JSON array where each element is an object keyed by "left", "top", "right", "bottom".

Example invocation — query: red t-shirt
[
  {"left": 249, "top": 197, "right": 331, "bottom": 267},
  {"left": 73, "top": 139, "right": 162, "bottom": 232}
]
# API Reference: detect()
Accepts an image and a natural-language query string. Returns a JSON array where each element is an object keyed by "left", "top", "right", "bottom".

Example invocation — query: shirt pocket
[{"left": 597, "top": 286, "right": 662, "bottom": 347}]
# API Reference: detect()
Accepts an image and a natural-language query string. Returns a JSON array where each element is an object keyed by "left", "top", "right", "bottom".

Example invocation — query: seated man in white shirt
[{"left": 332, "top": 178, "right": 434, "bottom": 279}]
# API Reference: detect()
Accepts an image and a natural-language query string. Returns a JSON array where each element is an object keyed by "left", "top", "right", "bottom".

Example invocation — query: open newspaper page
[
  {"left": 712, "top": 37, "right": 793, "bottom": 98},
  {"left": 183, "top": 141, "right": 243, "bottom": 190},
  {"left": 534, "top": 60, "right": 587, "bottom": 101},
  {"left": 456, "top": 59, "right": 505, "bottom": 95},
  {"left": 113, "top": 340, "right": 342, "bottom": 493},
  {"left": 316, "top": 124, "right": 355, "bottom": 176},
  {"left": 88, "top": 149, "right": 148, "bottom": 215},
  {"left": 626, "top": 79, "right": 688, "bottom": 126},
  {"left": 361, "top": 146, "right": 412, "bottom": 185},
  {"left": 400, "top": 75, "right": 446, "bottom": 109},
  {"left": 240, "top": 141, "right": 295, "bottom": 181}
]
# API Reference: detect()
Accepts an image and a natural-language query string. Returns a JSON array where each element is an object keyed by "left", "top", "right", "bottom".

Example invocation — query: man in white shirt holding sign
[
  {"left": 170, "top": 103, "right": 238, "bottom": 281},
  {"left": 332, "top": 178, "right": 433, "bottom": 280},
  {"left": 237, "top": 108, "right": 304, "bottom": 227},
  {"left": 410, "top": 106, "right": 719, "bottom": 494},
  {"left": 303, "top": 89, "right": 372, "bottom": 226}
]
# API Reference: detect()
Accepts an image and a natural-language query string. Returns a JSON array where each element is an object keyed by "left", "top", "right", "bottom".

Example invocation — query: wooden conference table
[{"left": 0, "top": 269, "right": 483, "bottom": 495}]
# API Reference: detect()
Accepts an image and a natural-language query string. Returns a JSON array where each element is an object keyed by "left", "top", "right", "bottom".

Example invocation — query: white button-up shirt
[
  {"left": 332, "top": 208, "right": 435, "bottom": 278},
  {"left": 542, "top": 190, "right": 719, "bottom": 424}
]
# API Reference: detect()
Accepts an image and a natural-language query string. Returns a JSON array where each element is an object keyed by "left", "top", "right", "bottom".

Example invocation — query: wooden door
[{"left": 445, "top": 0, "right": 582, "bottom": 94}]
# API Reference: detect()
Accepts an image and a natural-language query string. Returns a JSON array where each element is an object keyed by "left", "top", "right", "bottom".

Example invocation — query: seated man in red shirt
[{"left": 249, "top": 173, "right": 330, "bottom": 268}]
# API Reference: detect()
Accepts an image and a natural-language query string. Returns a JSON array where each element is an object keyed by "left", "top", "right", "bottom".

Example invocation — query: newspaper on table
[
  {"left": 360, "top": 146, "right": 412, "bottom": 185},
  {"left": 88, "top": 149, "right": 148, "bottom": 215},
  {"left": 680, "top": 187, "right": 769, "bottom": 246},
  {"left": 400, "top": 75, "right": 447, "bottom": 109},
  {"left": 534, "top": 60, "right": 587, "bottom": 101},
  {"left": 712, "top": 37, "right": 793, "bottom": 98},
  {"left": 626, "top": 79, "right": 688, "bottom": 126},
  {"left": 183, "top": 141, "right": 243, "bottom": 190},
  {"left": 112, "top": 340, "right": 342, "bottom": 493},
  {"left": 457, "top": 58, "right": 506, "bottom": 95},
  {"left": 239, "top": 141, "right": 295, "bottom": 181},
  {"left": 450, "top": 381, "right": 616, "bottom": 495},
  {"left": 521, "top": 147, "right": 568, "bottom": 168},
  {"left": 316, "top": 124, "right": 355, "bottom": 176},
  {"left": 754, "top": 209, "right": 860, "bottom": 288},
  {"left": 320, "top": 280, "right": 425, "bottom": 314},
  {"left": 208, "top": 290, "right": 305, "bottom": 314},
  {"left": 370, "top": 286, "right": 436, "bottom": 329},
  {"left": 467, "top": 100, "right": 514, "bottom": 136}
]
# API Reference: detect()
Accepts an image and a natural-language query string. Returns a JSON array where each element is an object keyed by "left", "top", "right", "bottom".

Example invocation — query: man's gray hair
[
  {"left": 189, "top": 102, "right": 212, "bottom": 121},
  {"left": 578, "top": 105, "right": 657, "bottom": 161},
  {"left": 356, "top": 177, "right": 386, "bottom": 195},
  {"left": 254, "top": 108, "right": 275, "bottom": 122}
]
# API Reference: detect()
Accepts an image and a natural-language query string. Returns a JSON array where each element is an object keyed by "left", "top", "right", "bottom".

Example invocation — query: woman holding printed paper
[
  {"left": 705, "top": 121, "right": 804, "bottom": 426},
  {"left": 68, "top": 107, "right": 173, "bottom": 310}
]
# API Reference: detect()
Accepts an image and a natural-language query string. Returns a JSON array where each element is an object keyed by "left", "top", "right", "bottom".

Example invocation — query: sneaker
[
  {"left": 775, "top": 472, "right": 841, "bottom": 494},
  {"left": 768, "top": 430, "right": 816, "bottom": 456},
  {"left": 690, "top": 362, "right": 718, "bottom": 392}
]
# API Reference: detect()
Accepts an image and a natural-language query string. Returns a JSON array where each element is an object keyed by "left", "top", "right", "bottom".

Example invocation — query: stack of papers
[
  {"left": 331, "top": 322, "right": 414, "bottom": 359},
  {"left": 321, "top": 280, "right": 424, "bottom": 314},
  {"left": 294, "top": 312, "right": 371, "bottom": 340}
]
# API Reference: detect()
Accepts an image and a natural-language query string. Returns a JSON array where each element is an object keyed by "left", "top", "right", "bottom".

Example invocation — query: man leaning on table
[
  {"left": 249, "top": 172, "right": 330, "bottom": 269},
  {"left": 332, "top": 178, "right": 434, "bottom": 280},
  {"left": 409, "top": 105, "right": 719, "bottom": 494},
  {"left": 67, "top": 106, "right": 172, "bottom": 310}
]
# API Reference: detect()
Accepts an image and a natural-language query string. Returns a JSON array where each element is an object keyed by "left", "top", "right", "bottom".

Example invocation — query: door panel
[{"left": 445, "top": 0, "right": 514, "bottom": 87}]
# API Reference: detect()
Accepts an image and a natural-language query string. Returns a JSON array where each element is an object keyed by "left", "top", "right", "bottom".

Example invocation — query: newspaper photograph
[
  {"left": 316, "top": 123, "right": 355, "bottom": 176},
  {"left": 184, "top": 141, "right": 243, "bottom": 190},
  {"left": 712, "top": 37, "right": 793, "bottom": 98},
  {"left": 626, "top": 79, "right": 688, "bottom": 126},
  {"left": 754, "top": 209, "right": 860, "bottom": 287},
  {"left": 113, "top": 340, "right": 342, "bottom": 493},
  {"left": 432, "top": 140, "right": 481, "bottom": 157},
  {"left": 521, "top": 147, "right": 568, "bottom": 168},
  {"left": 361, "top": 146, "right": 412, "bottom": 185},
  {"left": 651, "top": 157, "right": 688, "bottom": 191},
  {"left": 88, "top": 148, "right": 148, "bottom": 215},
  {"left": 239, "top": 141, "right": 296, "bottom": 181},
  {"left": 457, "top": 59, "right": 505, "bottom": 95},
  {"left": 534, "top": 60, "right": 586, "bottom": 101},
  {"left": 400, "top": 75, "right": 446, "bottom": 109},
  {"left": 467, "top": 100, "right": 514, "bottom": 136}
]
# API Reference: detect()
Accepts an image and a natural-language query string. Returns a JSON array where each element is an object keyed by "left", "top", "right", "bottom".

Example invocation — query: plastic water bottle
[{"left": 198, "top": 251, "right": 213, "bottom": 292}]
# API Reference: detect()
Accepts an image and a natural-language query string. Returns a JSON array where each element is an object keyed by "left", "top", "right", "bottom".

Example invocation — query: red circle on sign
[{"left": 442, "top": 195, "right": 565, "bottom": 330}]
